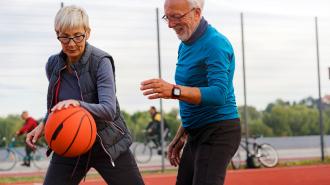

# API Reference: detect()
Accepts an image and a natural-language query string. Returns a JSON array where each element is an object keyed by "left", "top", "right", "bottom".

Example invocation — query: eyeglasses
[
  {"left": 162, "top": 8, "right": 195, "bottom": 23},
  {"left": 57, "top": 34, "right": 86, "bottom": 44}
]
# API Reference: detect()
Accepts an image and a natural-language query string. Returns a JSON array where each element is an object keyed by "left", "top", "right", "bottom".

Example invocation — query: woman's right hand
[{"left": 26, "top": 123, "right": 45, "bottom": 150}]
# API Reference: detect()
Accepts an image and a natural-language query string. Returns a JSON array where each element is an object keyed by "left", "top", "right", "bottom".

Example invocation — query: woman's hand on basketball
[
  {"left": 26, "top": 123, "right": 44, "bottom": 150},
  {"left": 167, "top": 133, "right": 187, "bottom": 167},
  {"left": 51, "top": 99, "right": 80, "bottom": 112}
]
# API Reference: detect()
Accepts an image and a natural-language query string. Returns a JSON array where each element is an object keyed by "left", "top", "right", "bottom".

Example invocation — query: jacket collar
[
  {"left": 57, "top": 42, "right": 92, "bottom": 71},
  {"left": 183, "top": 17, "right": 208, "bottom": 45}
]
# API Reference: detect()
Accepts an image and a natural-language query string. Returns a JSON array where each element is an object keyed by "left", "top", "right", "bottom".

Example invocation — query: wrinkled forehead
[
  {"left": 57, "top": 27, "right": 86, "bottom": 36},
  {"left": 164, "top": 0, "right": 191, "bottom": 14}
]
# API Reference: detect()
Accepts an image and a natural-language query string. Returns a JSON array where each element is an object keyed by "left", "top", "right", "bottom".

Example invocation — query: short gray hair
[
  {"left": 54, "top": 5, "right": 90, "bottom": 34},
  {"left": 187, "top": 0, "right": 204, "bottom": 10}
]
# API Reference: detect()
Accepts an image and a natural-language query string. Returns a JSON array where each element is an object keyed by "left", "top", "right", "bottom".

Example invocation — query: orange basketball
[{"left": 44, "top": 106, "right": 97, "bottom": 157}]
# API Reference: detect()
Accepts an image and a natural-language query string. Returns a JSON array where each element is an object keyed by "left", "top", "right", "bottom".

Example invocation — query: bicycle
[
  {"left": 0, "top": 136, "right": 49, "bottom": 171},
  {"left": 231, "top": 136, "right": 279, "bottom": 169},
  {"left": 133, "top": 129, "right": 171, "bottom": 163}
]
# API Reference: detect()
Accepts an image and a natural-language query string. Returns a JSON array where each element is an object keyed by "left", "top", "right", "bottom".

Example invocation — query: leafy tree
[
  {"left": 0, "top": 114, "right": 24, "bottom": 146},
  {"left": 262, "top": 100, "right": 324, "bottom": 136},
  {"left": 249, "top": 119, "right": 273, "bottom": 137},
  {"left": 1, "top": 95, "right": 329, "bottom": 147},
  {"left": 238, "top": 105, "right": 266, "bottom": 136},
  {"left": 164, "top": 108, "right": 180, "bottom": 139}
]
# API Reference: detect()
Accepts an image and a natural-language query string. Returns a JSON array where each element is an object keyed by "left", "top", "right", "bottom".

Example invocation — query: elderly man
[{"left": 140, "top": 0, "right": 241, "bottom": 184}]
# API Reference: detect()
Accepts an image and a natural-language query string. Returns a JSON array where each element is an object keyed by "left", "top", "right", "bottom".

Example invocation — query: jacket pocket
[
  {"left": 97, "top": 120, "right": 132, "bottom": 162},
  {"left": 98, "top": 122, "right": 124, "bottom": 146}
]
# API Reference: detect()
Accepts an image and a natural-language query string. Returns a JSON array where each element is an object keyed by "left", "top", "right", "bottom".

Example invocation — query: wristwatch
[{"left": 172, "top": 85, "right": 181, "bottom": 98}]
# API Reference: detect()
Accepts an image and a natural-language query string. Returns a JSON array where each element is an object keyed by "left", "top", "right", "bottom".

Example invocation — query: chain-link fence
[{"left": 0, "top": 0, "right": 329, "bottom": 171}]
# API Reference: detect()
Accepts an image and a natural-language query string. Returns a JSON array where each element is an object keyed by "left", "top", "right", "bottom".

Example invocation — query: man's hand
[
  {"left": 167, "top": 133, "right": 187, "bottom": 167},
  {"left": 140, "top": 79, "right": 174, "bottom": 99},
  {"left": 51, "top": 99, "right": 80, "bottom": 112},
  {"left": 26, "top": 123, "right": 44, "bottom": 150}
]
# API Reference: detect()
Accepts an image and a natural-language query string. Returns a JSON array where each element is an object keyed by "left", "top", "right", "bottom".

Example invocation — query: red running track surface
[
  {"left": 81, "top": 164, "right": 330, "bottom": 185},
  {"left": 8, "top": 164, "right": 330, "bottom": 185}
]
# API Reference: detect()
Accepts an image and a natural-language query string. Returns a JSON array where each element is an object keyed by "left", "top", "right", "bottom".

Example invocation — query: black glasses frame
[{"left": 57, "top": 34, "right": 86, "bottom": 44}]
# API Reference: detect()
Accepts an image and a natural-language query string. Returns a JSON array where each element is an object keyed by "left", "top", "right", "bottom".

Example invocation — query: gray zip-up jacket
[{"left": 44, "top": 43, "right": 132, "bottom": 166}]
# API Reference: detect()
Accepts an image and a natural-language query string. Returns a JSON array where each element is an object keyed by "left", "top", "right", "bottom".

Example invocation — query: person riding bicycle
[
  {"left": 16, "top": 111, "right": 38, "bottom": 167},
  {"left": 146, "top": 106, "right": 170, "bottom": 148}
]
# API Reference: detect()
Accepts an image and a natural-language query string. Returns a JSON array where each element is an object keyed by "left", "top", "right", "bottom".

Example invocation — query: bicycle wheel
[
  {"left": 0, "top": 148, "right": 17, "bottom": 171},
  {"left": 231, "top": 147, "right": 241, "bottom": 169},
  {"left": 32, "top": 146, "right": 49, "bottom": 170},
  {"left": 133, "top": 142, "right": 152, "bottom": 163},
  {"left": 257, "top": 143, "right": 278, "bottom": 168}
]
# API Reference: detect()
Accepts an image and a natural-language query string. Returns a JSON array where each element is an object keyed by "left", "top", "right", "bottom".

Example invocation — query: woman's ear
[{"left": 85, "top": 29, "right": 91, "bottom": 40}]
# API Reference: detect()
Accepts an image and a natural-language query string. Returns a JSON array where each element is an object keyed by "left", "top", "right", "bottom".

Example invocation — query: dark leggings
[
  {"left": 176, "top": 119, "right": 241, "bottom": 185},
  {"left": 43, "top": 141, "right": 144, "bottom": 185},
  {"left": 25, "top": 144, "right": 33, "bottom": 164}
]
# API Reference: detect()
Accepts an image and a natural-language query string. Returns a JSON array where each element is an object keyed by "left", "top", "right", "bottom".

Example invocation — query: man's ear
[{"left": 194, "top": 8, "right": 202, "bottom": 20}]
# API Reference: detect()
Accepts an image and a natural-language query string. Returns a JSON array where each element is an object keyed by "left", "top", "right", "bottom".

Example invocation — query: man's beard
[{"left": 174, "top": 26, "right": 192, "bottom": 41}]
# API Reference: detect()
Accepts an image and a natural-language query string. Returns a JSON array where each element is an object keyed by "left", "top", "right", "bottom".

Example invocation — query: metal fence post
[
  {"left": 314, "top": 16, "right": 325, "bottom": 161},
  {"left": 156, "top": 7, "right": 165, "bottom": 172}
]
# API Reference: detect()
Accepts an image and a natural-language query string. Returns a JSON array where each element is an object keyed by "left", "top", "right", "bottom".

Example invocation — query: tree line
[
  {"left": 1, "top": 96, "right": 329, "bottom": 146},
  {"left": 243, "top": 97, "right": 330, "bottom": 137}
]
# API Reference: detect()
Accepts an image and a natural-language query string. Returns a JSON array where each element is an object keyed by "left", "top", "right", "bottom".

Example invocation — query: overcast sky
[{"left": 0, "top": 0, "right": 330, "bottom": 118}]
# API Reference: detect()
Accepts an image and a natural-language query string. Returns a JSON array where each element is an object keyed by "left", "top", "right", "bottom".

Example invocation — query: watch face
[{"left": 173, "top": 88, "right": 181, "bottom": 96}]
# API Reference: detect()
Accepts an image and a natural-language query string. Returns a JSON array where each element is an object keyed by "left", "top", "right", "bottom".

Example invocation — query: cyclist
[
  {"left": 146, "top": 106, "right": 170, "bottom": 150},
  {"left": 16, "top": 111, "right": 38, "bottom": 167}
]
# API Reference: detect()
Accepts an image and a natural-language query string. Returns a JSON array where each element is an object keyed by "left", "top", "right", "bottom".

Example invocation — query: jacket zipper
[
  {"left": 49, "top": 66, "right": 66, "bottom": 113},
  {"left": 97, "top": 134, "right": 115, "bottom": 167},
  {"left": 74, "top": 70, "right": 84, "bottom": 101},
  {"left": 111, "top": 121, "right": 125, "bottom": 135}
]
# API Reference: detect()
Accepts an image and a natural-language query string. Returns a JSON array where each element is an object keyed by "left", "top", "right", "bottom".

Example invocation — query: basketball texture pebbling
[{"left": 44, "top": 106, "right": 96, "bottom": 157}]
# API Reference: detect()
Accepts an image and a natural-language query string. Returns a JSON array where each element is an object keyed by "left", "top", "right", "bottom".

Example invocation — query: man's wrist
[{"left": 171, "top": 84, "right": 181, "bottom": 99}]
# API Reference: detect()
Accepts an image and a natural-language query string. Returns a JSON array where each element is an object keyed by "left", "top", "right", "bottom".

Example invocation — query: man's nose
[{"left": 167, "top": 20, "right": 177, "bottom": 28}]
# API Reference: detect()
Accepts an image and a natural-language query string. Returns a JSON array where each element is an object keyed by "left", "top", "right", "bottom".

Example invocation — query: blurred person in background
[
  {"left": 146, "top": 106, "right": 170, "bottom": 150},
  {"left": 16, "top": 111, "right": 38, "bottom": 167},
  {"left": 140, "top": 0, "right": 241, "bottom": 184}
]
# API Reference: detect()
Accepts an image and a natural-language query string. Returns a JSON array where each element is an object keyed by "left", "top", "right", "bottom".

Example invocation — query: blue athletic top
[{"left": 175, "top": 19, "right": 239, "bottom": 128}]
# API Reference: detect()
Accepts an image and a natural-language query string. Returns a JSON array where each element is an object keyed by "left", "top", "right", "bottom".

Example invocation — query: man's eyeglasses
[
  {"left": 162, "top": 8, "right": 195, "bottom": 23},
  {"left": 57, "top": 34, "right": 86, "bottom": 44}
]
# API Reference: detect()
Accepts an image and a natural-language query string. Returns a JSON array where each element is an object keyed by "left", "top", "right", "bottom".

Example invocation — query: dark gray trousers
[
  {"left": 176, "top": 119, "right": 241, "bottom": 185},
  {"left": 43, "top": 141, "right": 144, "bottom": 185}
]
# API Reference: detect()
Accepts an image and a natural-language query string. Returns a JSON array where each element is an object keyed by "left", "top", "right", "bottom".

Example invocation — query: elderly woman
[{"left": 26, "top": 5, "right": 144, "bottom": 185}]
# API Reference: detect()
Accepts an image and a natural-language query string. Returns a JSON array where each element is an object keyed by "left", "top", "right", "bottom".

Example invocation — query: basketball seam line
[
  {"left": 49, "top": 109, "right": 83, "bottom": 149},
  {"left": 84, "top": 114, "right": 94, "bottom": 152},
  {"left": 60, "top": 114, "right": 86, "bottom": 156}
]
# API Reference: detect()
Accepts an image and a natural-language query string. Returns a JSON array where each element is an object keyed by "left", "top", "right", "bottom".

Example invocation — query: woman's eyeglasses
[{"left": 57, "top": 34, "right": 86, "bottom": 44}]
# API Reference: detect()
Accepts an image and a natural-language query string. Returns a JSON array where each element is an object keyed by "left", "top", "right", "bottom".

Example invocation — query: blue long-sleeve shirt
[{"left": 175, "top": 23, "right": 239, "bottom": 128}]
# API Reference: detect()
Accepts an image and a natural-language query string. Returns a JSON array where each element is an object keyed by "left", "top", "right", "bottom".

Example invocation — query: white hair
[
  {"left": 187, "top": 0, "right": 204, "bottom": 10},
  {"left": 54, "top": 5, "right": 90, "bottom": 34}
]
